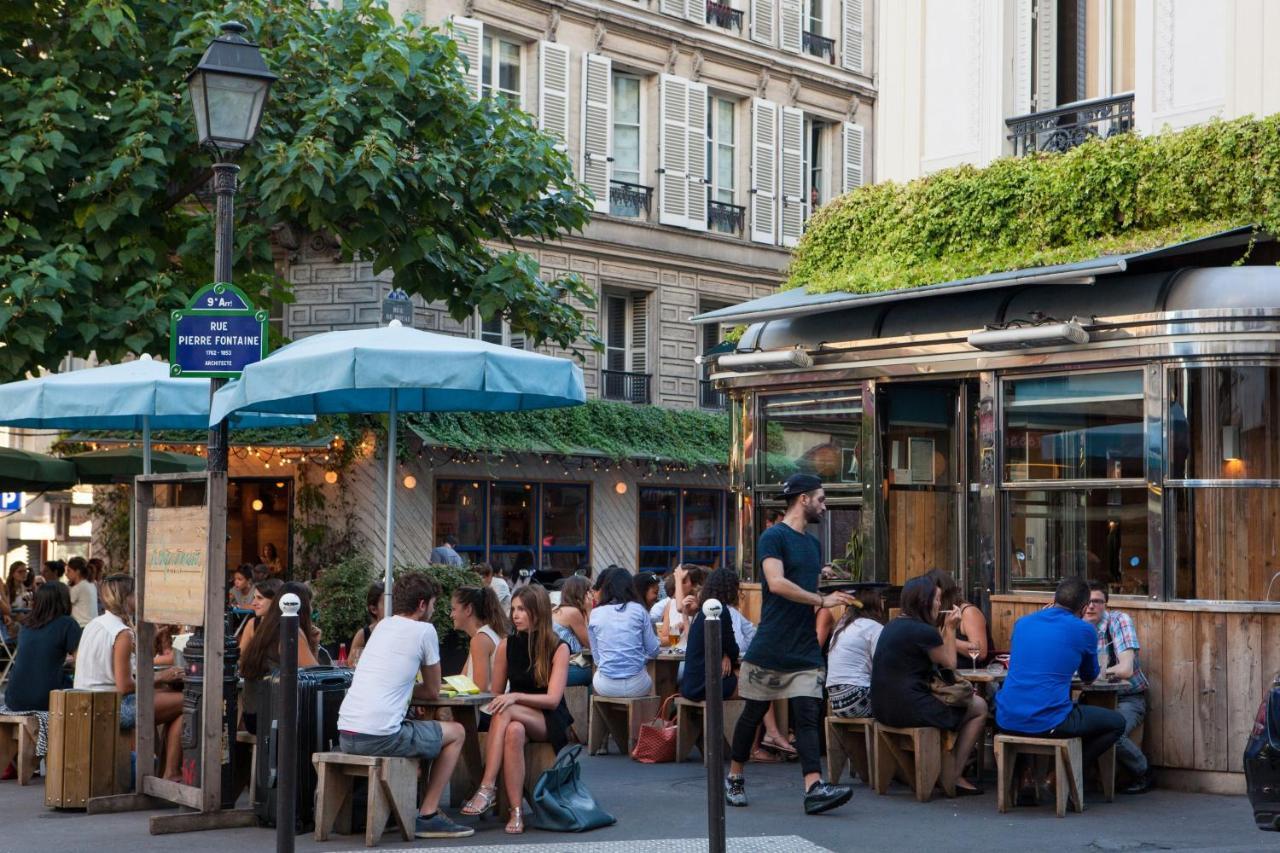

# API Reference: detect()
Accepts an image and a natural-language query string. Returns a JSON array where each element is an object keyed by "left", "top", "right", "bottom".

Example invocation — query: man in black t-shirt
[{"left": 725, "top": 473, "right": 856, "bottom": 815}]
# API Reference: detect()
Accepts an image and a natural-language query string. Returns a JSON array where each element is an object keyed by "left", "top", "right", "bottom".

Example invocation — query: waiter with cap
[{"left": 724, "top": 473, "right": 856, "bottom": 814}]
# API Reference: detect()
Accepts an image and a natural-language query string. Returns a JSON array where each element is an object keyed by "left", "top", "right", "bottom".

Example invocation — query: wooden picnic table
[
  {"left": 649, "top": 650, "right": 684, "bottom": 700},
  {"left": 412, "top": 693, "right": 493, "bottom": 808}
]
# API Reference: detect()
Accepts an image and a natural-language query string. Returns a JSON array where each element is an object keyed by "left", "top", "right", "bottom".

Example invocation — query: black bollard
[
  {"left": 703, "top": 598, "right": 726, "bottom": 853},
  {"left": 277, "top": 593, "right": 300, "bottom": 853}
]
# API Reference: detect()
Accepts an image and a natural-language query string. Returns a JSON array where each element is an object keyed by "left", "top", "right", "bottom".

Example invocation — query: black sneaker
[
  {"left": 803, "top": 780, "right": 853, "bottom": 815},
  {"left": 724, "top": 774, "right": 748, "bottom": 807},
  {"left": 1121, "top": 768, "right": 1156, "bottom": 795},
  {"left": 414, "top": 812, "right": 475, "bottom": 839}
]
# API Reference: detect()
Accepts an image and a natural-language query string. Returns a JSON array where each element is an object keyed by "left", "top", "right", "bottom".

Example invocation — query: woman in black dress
[
  {"left": 870, "top": 575, "right": 987, "bottom": 795},
  {"left": 462, "top": 584, "right": 572, "bottom": 834}
]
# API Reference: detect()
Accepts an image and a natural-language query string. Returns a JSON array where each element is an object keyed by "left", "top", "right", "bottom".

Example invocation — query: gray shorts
[{"left": 339, "top": 720, "right": 443, "bottom": 761}]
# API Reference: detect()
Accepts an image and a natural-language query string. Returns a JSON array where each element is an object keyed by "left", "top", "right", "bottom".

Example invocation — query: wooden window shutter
[
  {"left": 581, "top": 53, "right": 612, "bottom": 214},
  {"left": 779, "top": 107, "right": 805, "bottom": 248},
  {"left": 538, "top": 41, "right": 571, "bottom": 149},
  {"left": 779, "top": 0, "right": 803, "bottom": 53},
  {"left": 451, "top": 17, "right": 484, "bottom": 101},
  {"left": 841, "top": 121, "right": 864, "bottom": 193},
  {"left": 750, "top": 0, "right": 775, "bottom": 46},
  {"left": 841, "top": 0, "right": 864, "bottom": 73},
  {"left": 749, "top": 98, "right": 778, "bottom": 245},
  {"left": 630, "top": 292, "right": 648, "bottom": 374},
  {"left": 685, "top": 80, "right": 709, "bottom": 233},
  {"left": 659, "top": 74, "right": 690, "bottom": 228}
]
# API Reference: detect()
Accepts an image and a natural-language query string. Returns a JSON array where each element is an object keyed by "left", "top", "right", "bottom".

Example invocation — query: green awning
[
  {"left": 68, "top": 447, "right": 206, "bottom": 483},
  {"left": 0, "top": 447, "right": 78, "bottom": 492}
]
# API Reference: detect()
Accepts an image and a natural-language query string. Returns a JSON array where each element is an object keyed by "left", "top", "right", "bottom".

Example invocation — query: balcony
[
  {"left": 1005, "top": 92, "right": 1135, "bottom": 157},
  {"left": 706, "top": 0, "right": 743, "bottom": 31},
  {"left": 699, "top": 379, "right": 727, "bottom": 410},
  {"left": 708, "top": 200, "right": 746, "bottom": 236},
  {"left": 602, "top": 369, "right": 652, "bottom": 404},
  {"left": 609, "top": 180, "right": 654, "bottom": 219},
  {"left": 803, "top": 31, "right": 836, "bottom": 63}
]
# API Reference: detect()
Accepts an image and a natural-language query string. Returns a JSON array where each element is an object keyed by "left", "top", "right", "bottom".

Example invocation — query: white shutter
[
  {"left": 660, "top": 0, "right": 685, "bottom": 18},
  {"left": 1013, "top": 0, "right": 1033, "bottom": 115},
  {"left": 538, "top": 41, "right": 571, "bottom": 148},
  {"left": 581, "top": 53, "right": 612, "bottom": 214},
  {"left": 1034, "top": 0, "right": 1057, "bottom": 111},
  {"left": 841, "top": 0, "right": 864, "bottom": 72},
  {"left": 779, "top": 0, "right": 802, "bottom": 53},
  {"left": 630, "top": 292, "right": 648, "bottom": 373},
  {"left": 841, "top": 121, "right": 864, "bottom": 193},
  {"left": 750, "top": 0, "right": 775, "bottom": 45},
  {"left": 452, "top": 16, "right": 483, "bottom": 100},
  {"left": 685, "top": 81, "right": 708, "bottom": 233},
  {"left": 779, "top": 107, "right": 804, "bottom": 248},
  {"left": 685, "top": 0, "right": 705, "bottom": 22},
  {"left": 659, "top": 74, "right": 689, "bottom": 228},
  {"left": 749, "top": 98, "right": 778, "bottom": 245}
]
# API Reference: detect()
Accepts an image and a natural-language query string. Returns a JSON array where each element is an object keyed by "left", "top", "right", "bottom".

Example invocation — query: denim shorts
[
  {"left": 119, "top": 693, "right": 137, "bottom": 731},
  {"left": 339, "top": 720, "right": 443, "bottom": 761}
]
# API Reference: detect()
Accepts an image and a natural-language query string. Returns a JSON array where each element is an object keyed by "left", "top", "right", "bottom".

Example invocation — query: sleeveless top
[
  {"left": 74, "top": 611, "right": 131, "bottom": 691},
  {"left": 464, "top": 625, "right": 502, "bottom": 684},
  {"left": 552, "top": 620, "right": 582, "bottom": 655},
  {"left": 506, "top": 630, "right": 573, "bottom": 751}
]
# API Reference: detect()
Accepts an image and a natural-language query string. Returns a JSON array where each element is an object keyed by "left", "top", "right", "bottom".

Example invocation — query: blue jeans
[
  {"left": 566, "top": 663, "right": 592, "bottom": 688},
  {"left": 1004, "top": 703, "right": 1126, "bottom": 770},
  {"left": 1115, "top": 692, "right": 1149, "bottom": 775}
]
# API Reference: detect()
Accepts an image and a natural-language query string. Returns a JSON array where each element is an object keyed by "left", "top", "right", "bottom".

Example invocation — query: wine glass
[{"left": 968, "top": 646, "right": 980, "bottom": 673}]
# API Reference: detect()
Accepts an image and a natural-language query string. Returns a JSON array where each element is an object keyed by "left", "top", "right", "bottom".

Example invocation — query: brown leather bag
[
  {"left": 929, "top": 667, "right": 976, "bottom": 707},
  {"left": 630, "top": 695, "right": 679, "bottom": 763}
]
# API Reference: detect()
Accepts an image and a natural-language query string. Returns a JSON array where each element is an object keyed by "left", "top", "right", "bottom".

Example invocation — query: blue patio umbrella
[
  {"left": 209, "top": 320, "right": 586, "bottom": 614},
  {"left": 0, "top": 354, "right": 312, "bottom": 473}
]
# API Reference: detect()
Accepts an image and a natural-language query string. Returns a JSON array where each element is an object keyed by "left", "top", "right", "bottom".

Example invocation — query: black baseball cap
[{"left": 780, "top": 473, "right": 823, "bottom": 497}]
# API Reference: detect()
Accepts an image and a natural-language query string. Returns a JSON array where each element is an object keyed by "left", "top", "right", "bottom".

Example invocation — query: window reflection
[
  {"left": 760, "top": 391, "right": 862, "bottom": 485},
  {"left": 1006, "top": 488, "right": 1147, "bottom": 595}
]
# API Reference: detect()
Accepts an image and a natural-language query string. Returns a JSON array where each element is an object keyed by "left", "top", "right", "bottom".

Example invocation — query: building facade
[
  {"left": 876, "top": 0, "right": 1280, "bottom": 182},
  {"left": 275, "top": 0, "right": 878, "bottom": 576}
]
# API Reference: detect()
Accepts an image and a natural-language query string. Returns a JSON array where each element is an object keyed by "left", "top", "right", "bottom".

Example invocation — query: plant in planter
[{"left": 830, "top": 528, "right": 866, "bottom": 582}]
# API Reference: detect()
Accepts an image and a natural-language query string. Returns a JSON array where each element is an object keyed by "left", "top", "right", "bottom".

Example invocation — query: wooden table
[
  {"left": 649, "top": 651, "right": 684, "bottom": 701},
  {"left": 413, "top": 693, "right": 493, "bottom": 808}
]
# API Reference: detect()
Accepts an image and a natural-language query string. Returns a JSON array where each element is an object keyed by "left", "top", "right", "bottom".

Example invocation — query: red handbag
[{"left": 630, "top": 695, "right": 679, "bottom": 764}]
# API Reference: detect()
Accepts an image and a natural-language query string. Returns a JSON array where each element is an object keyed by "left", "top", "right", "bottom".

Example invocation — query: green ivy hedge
[{"left": 789, "top": 114, "right": 1280, "bottom": 295}]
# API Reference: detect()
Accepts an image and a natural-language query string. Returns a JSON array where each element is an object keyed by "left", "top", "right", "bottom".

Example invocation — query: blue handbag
[{"left": 529, "top": 744, "right": 617, "bottom": 832}]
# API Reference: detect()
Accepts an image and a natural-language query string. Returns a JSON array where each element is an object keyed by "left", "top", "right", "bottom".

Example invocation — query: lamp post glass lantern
[{"left": 187, "top": 21, "right": 277, "bottom": 156}]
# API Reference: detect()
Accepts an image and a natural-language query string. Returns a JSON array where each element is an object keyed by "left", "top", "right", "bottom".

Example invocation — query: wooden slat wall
[
  {"left": 887, "top": 490, "right": 955, "bottom": 584},
  {"left": 992, "top": 595, "right": 1280, "bottom": 781},
  {"left": 1191, "top": 489, "right": 1280, "bottom": 600}
]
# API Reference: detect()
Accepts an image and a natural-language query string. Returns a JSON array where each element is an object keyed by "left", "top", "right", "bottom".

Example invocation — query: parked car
[{"left": 1244, "top": 672, "right": 1280, "bottom": 831}]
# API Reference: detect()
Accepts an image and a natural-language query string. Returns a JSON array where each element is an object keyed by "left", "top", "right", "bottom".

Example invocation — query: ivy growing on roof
[{"left": 788, "top": 114, "right": 1280, "bottom": 295}]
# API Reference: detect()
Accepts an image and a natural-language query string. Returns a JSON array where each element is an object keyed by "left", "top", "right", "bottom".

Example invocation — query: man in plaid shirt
[{"left": 1085, "top": 581, "right": 1154, "bottom": 794}]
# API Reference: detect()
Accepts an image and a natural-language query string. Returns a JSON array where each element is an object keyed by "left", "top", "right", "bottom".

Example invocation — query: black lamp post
[{"left": 187, "top": 21, "right": 276, "bottom": 472}]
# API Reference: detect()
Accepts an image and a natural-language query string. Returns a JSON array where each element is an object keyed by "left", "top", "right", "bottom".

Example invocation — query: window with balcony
[
  {"left": 804, "top": 0, "right": 835, "bottom": 62},
  {"left": 482, "top": 36, "right": 522, "bottom": 104},
  {"left": 706, "top": 0, "right": 744, "bottom": 31},
  {"left": 804, "top": 118, "right": 828, "bottom": 216},
  {"left": 601, "top": 291, "right": 650, "bottom": 403},
  {"left": 705, "top": 96, "right": 744, "bottom": 235},
  {"left": 610, "top": 73, "right": 651, "bottom": 219},
  {"left": 699, "top": 307, "right": 730, "bottom": 410}
]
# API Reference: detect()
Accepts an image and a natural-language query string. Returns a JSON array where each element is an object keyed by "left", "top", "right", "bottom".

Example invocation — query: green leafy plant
[
  {"left": 790, "top": 114, "right": 1280, "bottom": 295},
  {"left": 395, "top": 563, "right": 482, "bottom": 638},
  {"left": 87, "top": 484, "right": 132, "bottom": 573},
  {"left": 311, "top": 552, "right": 376, "bottom": 649}
]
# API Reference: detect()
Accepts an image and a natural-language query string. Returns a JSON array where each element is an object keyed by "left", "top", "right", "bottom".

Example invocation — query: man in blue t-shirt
[
  {"left": 996, "top": 576, "right": 1126, "bottom": 781},
  {"left": 724, "top": 473, "right": 856, "bottom": 816}
]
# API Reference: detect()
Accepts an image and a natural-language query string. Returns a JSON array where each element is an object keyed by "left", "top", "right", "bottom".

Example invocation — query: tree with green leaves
[{"left": 0, "top": 0, "right": 595, "bottom": 382}]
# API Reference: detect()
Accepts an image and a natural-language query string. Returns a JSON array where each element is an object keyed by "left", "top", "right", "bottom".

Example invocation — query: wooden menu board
[{"left": 142, "top": 505, "right": 209, "bottom": 626}]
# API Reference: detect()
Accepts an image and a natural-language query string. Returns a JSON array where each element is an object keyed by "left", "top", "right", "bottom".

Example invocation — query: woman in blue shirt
[{"left": 588, "top": 567, "right": 659, "bottom": 697}]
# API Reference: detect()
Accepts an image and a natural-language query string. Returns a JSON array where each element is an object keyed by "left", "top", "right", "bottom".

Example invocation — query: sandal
[
  {"left": 460, "top": 784, "right": 497, "bottom": 816},
  {"left": 761, "top": 735, "right": 797, "bottom": 756},
  {"left": 505, "top": 806, "right": 524, "bottom": 834},
  {"left": 751, "top": 747, "right": 783, "bottom": 763}
]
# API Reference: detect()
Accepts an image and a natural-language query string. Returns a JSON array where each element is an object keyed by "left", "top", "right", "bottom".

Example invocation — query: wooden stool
[
  {"left": 45, "top": 690, "right": 129, "bottom": 808},
  {"left": 825, "top": 716, "right": 875, "bottom": 786},
  {"left": 674, "top": 697, "right": 745, "bottom": 763},
  {"left": 995, "top": 734, "right": 1084, "bottom": 818},
  {"left": 495, "top": 741, "right": 558, "bottom": 816},
  {"left": 312, "top": 752, "right": 417, "bottom": 847},
  {"left": 588, "top": 694, "right": 658, "bottom": 756},
  {"left": 564, "top": 685, "right": 590, "bottom": 742},
  {"left": 872, "top": 723, "right": 957, "bottom": 802},
  {"left": 0, "top": 714, "right": 39, "bottom": 785},
  {"left": 235, "top": 731, "right": 257, "bottom": 805}
]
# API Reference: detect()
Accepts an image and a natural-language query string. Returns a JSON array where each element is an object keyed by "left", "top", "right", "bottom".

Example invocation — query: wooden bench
[
  {"left": 45, "top": 690, "right": 130, "bottom": 809},
  {"left": 588, "top": 694, "right": 659, "bottom": 756},
  {"left": 825, "top": 716, "right": 875, "bottom": 786},
  {"left": 872, "top": 723, "right": 958, "bottom": 802},
  {"left": 994, "top": 734, "right": 1084, "bottom": 818},
  {"left": 312, "top": 752, "right": 417, "bottom": 847},
  {"left": 674, "top": 697, "right": 745, "bottom": 764},
  {"left": 563, "top": 685, "right": 590, "bottom": 743},
  {"left": 0, "top": 713, "right": 39, "bottom": 785}
]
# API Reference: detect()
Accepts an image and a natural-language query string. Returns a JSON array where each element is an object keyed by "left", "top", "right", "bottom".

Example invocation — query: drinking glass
[{"left": 968, "top": 647, "right": 980, "bottom": 672}]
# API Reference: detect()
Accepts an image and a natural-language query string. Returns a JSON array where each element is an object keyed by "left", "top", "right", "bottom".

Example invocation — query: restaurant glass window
[
  {"left": 1003, "top": 370, "right": 1144, "bottom": 481},
  {"left": 759, "top": 389, "right": 862, "bottom": 487},
  {"left": 434, "top": 480, "right": 486, "bottom": 562},
  {"left": 638, "top": 487, "right": 679, "bottom": 574},
  {"left": 681, "top": 490, "right": 723, "bottom": 567},
  {"left": 639, "top": 487, "right": 734, "bottom": 573},
  {"left": 1166, "top": 365, "right": 1280, "bottom": 601},
  {"left": 1005, "top": 487, "right": 1148, "bottom": 593},
  {"left": 489, "top": 482, "right": 537, "bottom": 577},
  {"left": 542, "top": 484, "right": 590, "bottom": 575}
]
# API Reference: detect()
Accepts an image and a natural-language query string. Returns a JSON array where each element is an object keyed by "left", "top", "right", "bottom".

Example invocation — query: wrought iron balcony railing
[
  {"left": 706, "top": 0, "right": 744, "bottom": 30},
  {"left": 609, "top": 180, "right": 653, "bottom": 219},
  {"left": 601, "top": 369, "right": 652, "bottom": 404},
  {"left": 708, "top": 200, "right": 746, "bottom": 235},
  {"left": 1005, "top": 92, "right": 1135, "bottom": 157},
  {"left": 803, "top": 31, "right": 836, "bottom": 63},
  {"left": 700, "top": 379, "right": 727, "bottom": 410}
]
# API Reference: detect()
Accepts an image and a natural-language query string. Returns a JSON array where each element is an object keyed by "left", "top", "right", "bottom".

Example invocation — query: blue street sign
[
  {"left": 0, "top": 492, "right": 23, "bottom": 512},
  {"left": 381, "top": 288, "right": 414, "bottom": 327},
  {"left": 169, "top": 282, "right": 268, "bottom": 379}
]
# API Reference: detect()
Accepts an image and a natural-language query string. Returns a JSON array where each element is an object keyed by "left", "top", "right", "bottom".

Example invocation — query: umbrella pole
[
  {"left": 383, "top": 397, "right": 397, "bottom": 621},
  {"left": 142, "top": 415, "right": 152, "bottom": 475}
]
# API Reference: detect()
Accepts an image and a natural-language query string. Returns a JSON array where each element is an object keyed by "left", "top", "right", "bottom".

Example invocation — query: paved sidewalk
[{"left": 0, "top": 754, "right": 1271, "bottom": 853}]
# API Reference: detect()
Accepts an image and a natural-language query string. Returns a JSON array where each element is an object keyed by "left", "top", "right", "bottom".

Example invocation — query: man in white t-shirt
[
  {"left": 66, "top": 556, "right": 98, "bottom": 627},
  {"left": 337, "top": 574, "right": 473, "bottom": 839}
]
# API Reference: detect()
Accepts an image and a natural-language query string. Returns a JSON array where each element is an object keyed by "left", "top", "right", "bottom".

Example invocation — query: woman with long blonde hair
[{"left": 461, "top": 585, "right": 572, "bottom": 834}]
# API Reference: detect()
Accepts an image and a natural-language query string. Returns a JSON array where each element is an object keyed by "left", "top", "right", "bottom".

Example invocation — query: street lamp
[{"left": 186, "top": 21, "right": 275, "bottom": 474}]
